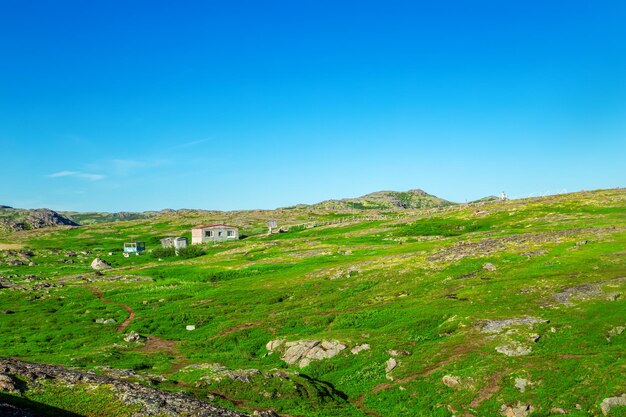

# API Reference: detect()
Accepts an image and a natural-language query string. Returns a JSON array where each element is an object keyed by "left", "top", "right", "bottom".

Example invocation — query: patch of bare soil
[{"left": 0, "top": 243, "right": 25, "bottom": 250}]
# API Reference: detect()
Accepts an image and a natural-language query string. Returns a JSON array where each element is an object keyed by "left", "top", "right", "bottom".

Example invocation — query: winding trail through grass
[{"left": 87, "top": 286, "right": 135, "bottom": 332}]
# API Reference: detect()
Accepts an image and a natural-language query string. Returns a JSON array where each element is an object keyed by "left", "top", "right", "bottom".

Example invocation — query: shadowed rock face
[
  {"left": 0, "top": 358, "right": 278, "bottom": 417},
  {"left": 0, "top": 402, "right": 34, "bottom": 417}
]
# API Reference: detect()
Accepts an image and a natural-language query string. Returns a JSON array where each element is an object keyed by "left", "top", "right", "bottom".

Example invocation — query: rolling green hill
[{"left": 0, "top": 189, "right": 625, "bottom": 416}]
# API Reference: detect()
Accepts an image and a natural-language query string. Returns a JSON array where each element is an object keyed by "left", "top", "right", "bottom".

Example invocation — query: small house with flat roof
[{"left": 191, "top": 224, "right": 239, "bottom": 244}]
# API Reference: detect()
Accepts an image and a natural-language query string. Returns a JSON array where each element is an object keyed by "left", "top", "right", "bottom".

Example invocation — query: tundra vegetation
[{"left": 0, "top": 189, "right": 625, "bottom": 416}]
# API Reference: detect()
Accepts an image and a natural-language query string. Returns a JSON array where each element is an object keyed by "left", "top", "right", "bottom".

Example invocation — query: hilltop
[
  {"left": 0, "top": 188, "right": 625, "bottom": 416},
  {"left": 286, "top": 188, "right": 453, "bottom": 210}
]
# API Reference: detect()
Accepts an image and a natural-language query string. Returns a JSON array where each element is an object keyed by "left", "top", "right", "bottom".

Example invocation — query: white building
[{"left": 191, "top": 224, "right": 239, "bottom": 244}]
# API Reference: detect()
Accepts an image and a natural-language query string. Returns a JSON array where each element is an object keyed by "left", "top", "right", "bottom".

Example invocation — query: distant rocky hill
[
  {"left": 0, "top": 206, "right": 78, "bottom": 232},
  {"left": 60, "top": 209, "right": 175, "bottom": 225},
  {"left": 0, "top": 189, "right": 452, "bottom": 233},
  {"left": 287, "top": 189, "right": 454, "bottom": 210}
]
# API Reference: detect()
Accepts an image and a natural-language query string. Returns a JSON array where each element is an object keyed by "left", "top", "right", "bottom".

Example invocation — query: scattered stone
[
  {"left": 351, "top": 344, "right": 370, "bottom": 355},
  {"left": 500, "top": 402, "right": 534, "bottom": 417},
  {"left": 514, "top": 377, "right": 530, "bottom": 392},
  {"left": 600, "top": 394, "right": 626, "bottom": 415},
  {"left": 483, "top": 263, "right": 497, "bottom": 271},
  {"left": 480, "top": 316, "right": 548, "bottom": 334},
  {"left": 123, "top": 331, "right": 142, "bottom": 342},
  {"left": 91, "top": 258, "right": 111, "bottom": 270},
  {"left": 442, "top": 375, "right": 461, "bottom": 388},
  {"left": 252, "top": 410, "right": 280, "bottom": 417},
  {"left": 186, "top": 325, "right": 196, "bottom": 331},
  {"left": 575, "top": 240, "right": 589, "bottom": 246},
  {"left": 279, "top": 340, "right": 346, "bottom": 368},
  {"left": 385, "top": 357, "right": 397, "bottom": 373},
  {"left": 550, "top": 407, "right": 567, "bottom": 414},
  {"left": 529, "top": 333, "right": 541, "bottom": 343},
  {"left": 387, "top": 349, "right": 411, "bottom": 357},
  {"left": 0, "top": 373, "right": 20, "bottom": 393},
  {"left": 266, "top": 339, "right": 285, "bottom": 351},
  {"left": 607, "top": 326, "right": 625, "bottom": 341},
  {"left": 1, "top": 310, "right": 15, "bottom": 314},
  {"left": 95, "top": 318, "right": 116, "bottom": 324},
  {"left": 496, "top": 343, "right": 532, "bottom": 356}
]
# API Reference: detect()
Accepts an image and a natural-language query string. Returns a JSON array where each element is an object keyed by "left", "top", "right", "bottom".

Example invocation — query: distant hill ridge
[
  {"left": 0, "top": 188, "right": 454, "bottom": 231},
  {"left": 285, "top": 188, "right": 454, "bottom": 210}
]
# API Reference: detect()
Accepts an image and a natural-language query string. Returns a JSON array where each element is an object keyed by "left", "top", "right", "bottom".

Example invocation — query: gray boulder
[
  {"left": 91, "top": 258, "right": 111, "bottom": 270},
  {"left": 600, "top": 394, "right": 626, "bottom": 415}
]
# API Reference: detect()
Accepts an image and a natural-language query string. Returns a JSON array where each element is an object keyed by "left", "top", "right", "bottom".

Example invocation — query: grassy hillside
[{"left": 0, "top": 189, "right": 625, "bottom": 416}]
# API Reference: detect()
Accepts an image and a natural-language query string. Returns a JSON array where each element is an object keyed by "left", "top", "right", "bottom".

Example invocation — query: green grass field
[{"left": 1, "top": 189, "right": 625, "bottom": 416}]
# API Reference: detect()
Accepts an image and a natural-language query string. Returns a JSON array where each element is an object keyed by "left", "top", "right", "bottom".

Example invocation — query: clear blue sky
[{"left": 1, "top": 1, "right": 625, "bottom": 211}]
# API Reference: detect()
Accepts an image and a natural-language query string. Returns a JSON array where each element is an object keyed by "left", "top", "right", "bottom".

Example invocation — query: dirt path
[
  {"left": 352, "top": 394, "right": 383, "bottom": 417},
  {"left": 87, "top": 286, "right": 135, "bottom": 332},
  {"left": 209, "top": 322, "right": 260, "bottom": 340},
  {"left": 470, "top": 370, "right": 505, "bottom": 407}
]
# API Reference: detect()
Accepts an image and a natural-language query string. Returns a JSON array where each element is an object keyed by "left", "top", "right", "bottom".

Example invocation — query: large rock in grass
[
  {"left": 495, "top": 343, "right": 532, "bottom": 357},
  {"left": 91, "top": 258, "right": 111, "bottom": 270},
  {"left": 600, "top": 394, "right": 626, "bottom": 415}
]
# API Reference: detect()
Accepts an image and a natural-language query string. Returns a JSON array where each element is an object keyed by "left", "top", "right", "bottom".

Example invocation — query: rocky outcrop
[
  {"left": 0, "top": 358, "right": 277, "bottom": 416},
  {"left": 0, "top": 208, "right": 78, "bottom": 232},
  {"left": 266, "top": 339, "right": 346, "bottom": 368},
  {"left": 479, "top": 316, "right": 548, "bottom": 334},
  {"left": 554, "top": 278, "right": 625, "bottom": 306}
]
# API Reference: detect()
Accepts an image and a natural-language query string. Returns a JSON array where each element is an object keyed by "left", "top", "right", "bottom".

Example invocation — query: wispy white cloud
[
  {"left": 108, "top": 158, "right": 169, "bottom": 175},
  {"left": 48, "top": 171, "right": 105, "bottom": 181},
  {"left": 168, "top": 138, "right": 210, "bottom": 150}
]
